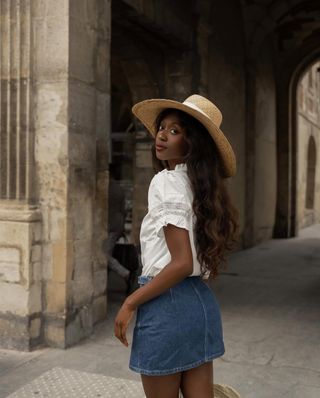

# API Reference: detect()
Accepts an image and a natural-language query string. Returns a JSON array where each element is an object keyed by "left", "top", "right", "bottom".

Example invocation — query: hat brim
[{"left": 132, "top": 99, "right": 236, "bottom": 178}]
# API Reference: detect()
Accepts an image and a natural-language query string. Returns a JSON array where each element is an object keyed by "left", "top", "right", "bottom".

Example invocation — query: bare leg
[
  {"left": 180, "top": 361, "right": 213, "bottom": 398},
  {"left": 141, "top": 372, "right": 182, "bottom": 398}
]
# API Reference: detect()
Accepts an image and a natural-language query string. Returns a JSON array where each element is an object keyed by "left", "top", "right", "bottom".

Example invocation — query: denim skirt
[{"left": 129, "top": 275, "right": 225, "bottom": 376}]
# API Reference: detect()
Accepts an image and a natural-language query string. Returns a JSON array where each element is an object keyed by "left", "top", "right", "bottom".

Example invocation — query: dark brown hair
[{"left": 152, "top": 108, "right": 239, "bottom": 279}]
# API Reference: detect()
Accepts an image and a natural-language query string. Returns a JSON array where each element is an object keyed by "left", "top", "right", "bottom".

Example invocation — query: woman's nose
[{"left": 158, "top": 132, "right": 167, "bottom": 141}]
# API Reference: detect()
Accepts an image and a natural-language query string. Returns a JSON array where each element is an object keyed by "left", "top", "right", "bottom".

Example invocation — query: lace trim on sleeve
[{"left": 149, "top": 201, "right": 192, "bottom": 236}]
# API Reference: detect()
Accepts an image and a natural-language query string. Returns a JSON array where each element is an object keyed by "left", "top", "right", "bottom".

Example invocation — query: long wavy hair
[{"left": 152, "top": 108, "right": 239, "bottom": 279}]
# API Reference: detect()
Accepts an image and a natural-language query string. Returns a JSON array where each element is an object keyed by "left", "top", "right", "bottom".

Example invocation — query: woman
[{"left": 114, "top": 94, "right": 238, "bottom": 398}]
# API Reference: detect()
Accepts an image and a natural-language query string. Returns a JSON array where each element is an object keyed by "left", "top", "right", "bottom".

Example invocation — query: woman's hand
[
  {"left": 114, "top": 226, "right": 193, "bottom": 346},
  {"left": 114, "top": 301, "right": 135, "bottom": 347}
]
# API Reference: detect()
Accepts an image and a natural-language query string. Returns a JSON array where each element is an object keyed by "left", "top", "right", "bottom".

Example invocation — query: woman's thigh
[
  {"left": 180, "top": 361, "right": 213, "bottom": 398},
  {"left": 141, "top": 372, "right": 182, "bottom": 398}
]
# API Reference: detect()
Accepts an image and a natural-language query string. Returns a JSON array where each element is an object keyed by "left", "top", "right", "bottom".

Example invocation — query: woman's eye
[
  {"left": 158, "top": 125, "right": 164, "bottom": 131},
  {"left": 170, "top": 128, "right": 178, "bottom": 135}
]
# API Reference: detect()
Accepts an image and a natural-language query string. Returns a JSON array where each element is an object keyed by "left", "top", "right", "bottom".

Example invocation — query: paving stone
[{"left": 7, "top": 367, "right": 145, "bottom": 398}]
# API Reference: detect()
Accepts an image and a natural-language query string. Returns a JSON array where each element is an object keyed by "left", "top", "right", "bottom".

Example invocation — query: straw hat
[{"left": 132, "top": 94, "right": 236, "bottom": 178}]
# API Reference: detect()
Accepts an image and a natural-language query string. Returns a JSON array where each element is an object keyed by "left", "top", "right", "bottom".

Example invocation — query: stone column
[
  {"left": 65, "top": 0, "right": 110, "bottom": 346},
  {"left": 0, "top": 0, "right": 42, "bottom": 350},
  {"left": 0, "top": 0, "right": 111, "bottom": 350}
]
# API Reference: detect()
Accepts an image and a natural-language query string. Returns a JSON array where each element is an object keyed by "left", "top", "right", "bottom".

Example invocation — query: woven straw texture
[{"left": 132, "top": 94, "right": 236, "bottom": 178}]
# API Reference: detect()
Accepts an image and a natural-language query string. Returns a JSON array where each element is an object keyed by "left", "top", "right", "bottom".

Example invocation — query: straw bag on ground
[
  {"left": 213, "top": 383, "right": 241, "bottom": 398},
  {"left": 179, "top": 383, "right": 241, "bottom": 398}
]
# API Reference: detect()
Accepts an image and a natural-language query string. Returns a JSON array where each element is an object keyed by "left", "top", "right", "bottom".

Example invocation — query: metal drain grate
[{"left": 7, "top": 367, "right": 145, "bottom": 397}]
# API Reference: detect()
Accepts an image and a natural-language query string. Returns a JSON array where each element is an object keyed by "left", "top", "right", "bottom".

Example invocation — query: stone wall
[
  {"left": 296, "top": 61, "right": 320, "bottom": 229},
  {"left": 0, "top": 0, "right": 111, "bottom": 350}
]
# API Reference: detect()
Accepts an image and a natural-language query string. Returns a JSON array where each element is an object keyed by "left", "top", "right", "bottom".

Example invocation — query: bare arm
[{"left": 114, "top": 224, "right": 193, "bottom": 346}]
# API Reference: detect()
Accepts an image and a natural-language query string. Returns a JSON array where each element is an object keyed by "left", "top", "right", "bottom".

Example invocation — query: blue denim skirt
[{"left": 129, "top": 275, "right": 225, "bottom": 376}]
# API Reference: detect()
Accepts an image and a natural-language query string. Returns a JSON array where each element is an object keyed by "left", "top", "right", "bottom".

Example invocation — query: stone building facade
[{"left": 0, "top": 0, "right": 319, "bottom": 350}]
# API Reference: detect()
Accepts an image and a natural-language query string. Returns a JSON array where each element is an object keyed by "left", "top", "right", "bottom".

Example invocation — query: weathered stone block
[
  {"left": 94, "top": 39, "right": 110, "bottom": 91},
  {"left": 73, "top": 256, "right": 93, "bottom": 281},
  {"left": 69, "top": 81, "right": 96, "bottom": 136},
  {"left": 44, "top": 321, "right": 66, "bottom": 348},
  {"left": 65, "top": 313, "right": 83, "bottom": 346},
  {"left": 52, "top": 241, "right": 67, "bottom": 282},
  {"left": 32, "top": 222, "right": 42, "bottom": 243},
  {"left": 30, "top": 317, "right": 41, "bottom": 339},
  {"left": 71, "top": 198, "right": 93, "bottom": 241},
  {"left": 34, "top": 15, "right": 69, "bottom": 81},
  {"left": 69, "top": 19, "right": 95, "bottom": 83},
  {"left": 29, "top": 283, "right": 42, "bottom": 314},
  {"left": 35, "top": 84, "right": 68, "bottom": 164},
  {"left": 95, "top": 92, "right": 110, "bottom": 158},
  {"left": 49, "top": 208, "right": 68, "bottom": 242},
  {"left": 32, "top": 261, "right": 42, "bottom": 283},
  {"left": 93, "top": 295, "right": 107, "bottom": 324},
  {"left": 70, "top": 133, "right": 96, "bottom": 168},
  {"left": 45, "top": 281, "right": 66, "bottom": 313},
  {"left": 0, "top": 247, "right": 21, "bottom": 282},
  {"left": 0, "top": 219, "right": 29, "bottom": 244},
  {"left": 79, "top": 305, "right": 93, "bottom": 336},
  {"left": 31, "top": 244, "right": 42, "bottom": 263},
  {"left": 74, "top": 239, "right": 92, "bottom": 260},
  {"left": 0, "top": 314, "right": 29, "bottom": 351},
  {"left": 71, "top": 279, "right": 94, "bottom": 307},
  {"left": 70, "top": 167, "right": 95, "bottom": 201},
  {"left": 93, "top": 269, "right": 107, "bottom": 297},
  {"left": 32, "top": 0, "right": 68, "bottom": 19},
  {"left": 42, "top": 243, "right": 53, "bottom": 280},
  {"left": 0, "top": 283, "right": 28, "bottom": 315},
  {"left": 72, "top": 0, "right": 99, "bottom": 30}
]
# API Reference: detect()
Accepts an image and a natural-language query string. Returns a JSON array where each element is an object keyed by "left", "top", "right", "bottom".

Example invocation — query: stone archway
[
  {"left": 274, "top": 46, "right": 320, "bottom": 238},
  {"left": 238, "top": 0, "right": 320, "bottom": 241},
  {"left": 295, "top": 59, "right": 320, "bottom": 230}
]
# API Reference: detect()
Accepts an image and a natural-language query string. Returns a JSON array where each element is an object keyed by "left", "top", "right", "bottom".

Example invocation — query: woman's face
[{"left": 155, "top": 113, "right": 189, "bottom": 169}]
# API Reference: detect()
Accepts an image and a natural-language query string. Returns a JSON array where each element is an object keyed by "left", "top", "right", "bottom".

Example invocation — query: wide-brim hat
[{"left": 132, "top": 94, "right": 236, "bottom": 178}]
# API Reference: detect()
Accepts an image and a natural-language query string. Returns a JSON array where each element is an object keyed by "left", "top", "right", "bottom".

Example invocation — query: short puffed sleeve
[{"left": 148, "top": 171, "right": 193, "bottom": 236}]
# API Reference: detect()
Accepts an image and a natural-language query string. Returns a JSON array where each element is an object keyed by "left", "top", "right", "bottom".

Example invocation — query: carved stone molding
[{"left": 0, "top": 0, "right": 34, "bottom": 201}]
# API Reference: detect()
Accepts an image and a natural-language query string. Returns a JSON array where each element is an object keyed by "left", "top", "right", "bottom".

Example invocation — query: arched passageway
[
  {"left": 295, "top": 58, "right": 320, "bottom": 231},
  {"left": 238, "top": 0, "right": 320, "bottom": 240}
]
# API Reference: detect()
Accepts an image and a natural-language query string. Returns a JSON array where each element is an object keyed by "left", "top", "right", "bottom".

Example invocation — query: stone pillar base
[{"left": 0, "top": 204, "right": 42, "bottom": 351}]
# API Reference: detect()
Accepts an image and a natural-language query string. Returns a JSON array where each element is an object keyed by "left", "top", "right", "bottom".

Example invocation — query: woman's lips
[{"left": 155, "top": 144, "right": 167, "bottom": 151}]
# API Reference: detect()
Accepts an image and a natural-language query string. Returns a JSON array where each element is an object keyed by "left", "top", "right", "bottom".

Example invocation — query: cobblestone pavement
[{"left": 0, "top": 224, "right": 319, "bottom": 398}]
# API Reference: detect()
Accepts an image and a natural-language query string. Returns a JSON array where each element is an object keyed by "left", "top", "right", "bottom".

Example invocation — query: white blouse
[{"left": 140, "top": 163, "right": 202, "bottom": 277}]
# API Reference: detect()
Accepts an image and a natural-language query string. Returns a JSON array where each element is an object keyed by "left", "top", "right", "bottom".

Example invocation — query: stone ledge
[{"left": 0, "top": 204, "right": 42, "bottom": 223}]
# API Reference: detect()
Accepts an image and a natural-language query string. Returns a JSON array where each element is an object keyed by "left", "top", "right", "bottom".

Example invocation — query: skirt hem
[{"left": 129, "top": 350, "right": 225, "bottom": 376}]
